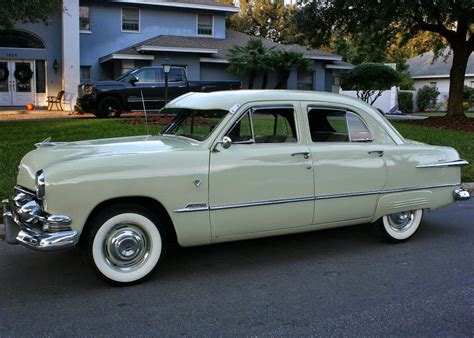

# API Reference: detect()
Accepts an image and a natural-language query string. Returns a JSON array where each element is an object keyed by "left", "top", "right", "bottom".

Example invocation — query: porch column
[{"left": 62, "top": 0, "right": 80, "bottom": 110}]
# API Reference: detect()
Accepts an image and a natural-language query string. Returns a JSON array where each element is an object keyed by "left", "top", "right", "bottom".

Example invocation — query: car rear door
[
  {"left": 209, "top": 103, "right": 314, "bottom": 241},
  {"left": 305, "top": 105, "right": 387, "bottom": 224}
]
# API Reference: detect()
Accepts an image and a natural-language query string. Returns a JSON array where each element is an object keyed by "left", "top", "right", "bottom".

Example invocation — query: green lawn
[{"left": 0, "top": 118, "right": 472, "bottom": 199}]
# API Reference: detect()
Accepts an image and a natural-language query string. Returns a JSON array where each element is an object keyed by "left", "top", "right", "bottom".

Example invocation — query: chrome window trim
[
  {"left": 306, "top": 105, "right": 375, "bottom": 143},
  {"left": 222, "top": 104, "right": 299, "bottom": 145},
  {"left": 416, "top": 159, "right": 469, "bottom": 168},
  {"left": 174, "top": 183, "right": 461, "bottom": 213}
]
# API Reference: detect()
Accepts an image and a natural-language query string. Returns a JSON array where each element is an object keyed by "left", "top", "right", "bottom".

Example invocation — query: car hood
[{"left": 17, "top": 135, "right": 204, "bottom": 189}]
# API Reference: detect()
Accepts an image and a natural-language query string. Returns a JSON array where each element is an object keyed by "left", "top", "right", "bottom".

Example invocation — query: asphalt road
[{"left": 0, "top": 200, "right": 473, "bottom": 336}]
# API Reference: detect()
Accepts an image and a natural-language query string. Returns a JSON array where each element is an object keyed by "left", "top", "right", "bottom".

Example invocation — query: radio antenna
[{"left": 140, "top": 89, "right": 150, "bottom": 137}]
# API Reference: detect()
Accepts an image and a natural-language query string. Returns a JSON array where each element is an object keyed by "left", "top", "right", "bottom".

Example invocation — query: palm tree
[
  {"left": 272, "top": 50, "right": 310, "bottom": 89},
  {"left": 227, "top": 38, "right": 274, "bottom": 89}
]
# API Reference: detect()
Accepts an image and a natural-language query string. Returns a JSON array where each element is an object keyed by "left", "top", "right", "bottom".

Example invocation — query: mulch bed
[{"left": 401, "top": 116, "right": 474, "bottom": 133}]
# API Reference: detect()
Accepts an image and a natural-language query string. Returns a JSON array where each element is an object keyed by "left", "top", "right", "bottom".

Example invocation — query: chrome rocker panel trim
[
  {"left": 174, "top": 183, "right": 462, "bottom": 213},
  {"left": 2, "top": 199, "right": 78, "bottom": 251},
  {"left": 416, "top": 159, "right": 469, "bottom": 168}
]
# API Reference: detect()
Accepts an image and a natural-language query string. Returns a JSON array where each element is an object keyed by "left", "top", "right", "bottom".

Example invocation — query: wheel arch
[{"left": 79, "top": 196, "right": 178, "bottom": 246}]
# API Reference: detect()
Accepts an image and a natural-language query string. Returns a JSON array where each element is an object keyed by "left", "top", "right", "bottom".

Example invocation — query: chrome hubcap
[
  {"left": 387, "top": 211, "right": 414, "bottom": 232},
  {"left": 104, "top": 224, "right": 150, "bottom": 271}
]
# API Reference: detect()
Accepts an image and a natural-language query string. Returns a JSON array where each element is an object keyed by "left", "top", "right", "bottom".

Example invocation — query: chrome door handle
[
  {"left": 368, "top": 150, "right": 384, "bottom": 157},
  {"left": 291, "top": 152, "right": 311, "bottom": 159}
]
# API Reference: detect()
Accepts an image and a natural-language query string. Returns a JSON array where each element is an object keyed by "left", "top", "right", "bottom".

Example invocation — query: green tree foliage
[
  {"left": 227, "top": 38, "right": 274, "bottom": 89},
  {"left": 226, "top": 0, "right": 298, "bottom": 44},
  {"left": 398, "top": 91, "right": 414, "bottom": 113},
  {"left": 416, "top": 85, "right": 440, "bottom": 111},
  {"left": 293, "top": 0, "right": 474, "bottom": 117},
  {"left": 227, "top": 39, "right": 310, "bottom": 89},
  {"left": 341, "top": 64, "right": 401, "bottom": 104},
  {"left": 0, "top": 0, "right": 63, "bottom": 28},
  {"left": 271, "top": 50, "right": 310, "bottom": 89}
]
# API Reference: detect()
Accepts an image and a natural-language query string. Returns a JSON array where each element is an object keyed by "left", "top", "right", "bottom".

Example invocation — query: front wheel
[
  {"left": 374, "top": 209, "right": 423, "bottom": 243},
  {"left": 82, "top": 205, "right": 165, "bottom": 285},
  {"left": 96, "top": 97, "right": 122, "bottom": 118}
]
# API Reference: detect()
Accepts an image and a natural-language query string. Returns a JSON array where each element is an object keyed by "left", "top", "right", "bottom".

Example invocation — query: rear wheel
[
  {"left": 374, "top": 209, "right": 423, "bottom": 243},
  {"left": 82, "top": 204, "right": 165, "bottom": 285},
  {"left": 96, "top": 97, "right": 122, "bottom": 118}
]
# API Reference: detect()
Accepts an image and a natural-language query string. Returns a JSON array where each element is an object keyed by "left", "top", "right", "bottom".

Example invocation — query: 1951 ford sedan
[{"left": 1, "top": 90, "right": 470, "bottom": 284}]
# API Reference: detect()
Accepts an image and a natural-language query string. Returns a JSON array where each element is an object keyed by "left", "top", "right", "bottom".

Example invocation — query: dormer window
[
  {"left": 197, "top": 14, "right": 213, "bottom": 36},
  {"left": 122, "top": 8, "right": 140, "bottom": 32}
]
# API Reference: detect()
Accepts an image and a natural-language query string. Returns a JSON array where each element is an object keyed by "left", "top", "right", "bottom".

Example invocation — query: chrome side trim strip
[
  {"left": 173, "top": 183, "right": 461, "bottom": 213},
  {"left": 416, "top": 159, "right": 469, "bottom": 168},
  {"left": 174, "top": 203, "right": 209, "bottom": 213},
  {"left": 211, "top": 196, "right": 314, "bottom": 211},
  {"left": 316, "top": 183, "right": 460, "bottom": 200}
]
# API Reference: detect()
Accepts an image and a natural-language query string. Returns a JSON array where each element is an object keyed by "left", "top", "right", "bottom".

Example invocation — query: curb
[{"left": 1, "top": 183, "right": 473, "bottom": 230}]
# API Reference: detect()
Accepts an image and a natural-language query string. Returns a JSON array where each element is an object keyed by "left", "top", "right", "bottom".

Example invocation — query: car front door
[
  {"left": 125, "top": 68, "right": 160, "bottom": 111},
  {"left": 209, "top": 103, "right": 314, "bottom": 241},
  {"left": 305, "top": 105, "right": 387, "bottom": 224}
]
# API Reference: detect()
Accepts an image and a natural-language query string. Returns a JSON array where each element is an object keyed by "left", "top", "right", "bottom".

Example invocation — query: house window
[
  {"left": 80, "top": 66, "right": 91, "bottom": 83},
  {"left": 122, "top": 8, "right": 140, "bottom": 32},
  {"left": 197, "top": 14, "right": 213, "bottom": 36},
  {"left": 429, "top": 81, "right": 437, "bottom": 88},
  {"left": 470, "top": 81, "right": 474, "bottom": 88},
  {"left": 79, "top": 6, "right": 91, "bottom": 32},
  {"left": 297, "top": 70, "right": 314, "bottom": 90}
]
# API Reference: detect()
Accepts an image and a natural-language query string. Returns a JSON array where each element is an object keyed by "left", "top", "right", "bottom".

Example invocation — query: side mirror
[
  {"left": 130, "top": 77, "right": 139, "bottom": 85},
  {"left": 222, "top": 136, "right": 232, "bottom": 149}
]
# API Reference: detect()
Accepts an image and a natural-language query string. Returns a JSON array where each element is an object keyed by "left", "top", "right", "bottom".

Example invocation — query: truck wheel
[
  {"left": 96, "top": 97, "right": 122, "bottom": 118},
  {"left": 373, "top": 209, "right": 423, "bottom": 243},
  {"left": 82, "top": 204, "right": 166, "bottom": 285}
]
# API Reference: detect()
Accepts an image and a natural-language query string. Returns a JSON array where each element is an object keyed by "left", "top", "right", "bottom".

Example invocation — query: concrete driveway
[{"left": 0, "top": 200, "right": 472, "bottom": 336}]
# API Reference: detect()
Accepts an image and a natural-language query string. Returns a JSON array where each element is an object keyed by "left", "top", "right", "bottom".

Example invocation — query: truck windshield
[
  {"left": 116, "top": 69, "right": 136, "bottom": 82},
  {"left": 161, "top": 109, "right": 228, "bottom": 141}
]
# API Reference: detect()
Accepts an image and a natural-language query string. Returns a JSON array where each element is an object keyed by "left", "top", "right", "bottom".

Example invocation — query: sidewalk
[{"left": 0, "top": 108, "right": 82, "bottom": 121}]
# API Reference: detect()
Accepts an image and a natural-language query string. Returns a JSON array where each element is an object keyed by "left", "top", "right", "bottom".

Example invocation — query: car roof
[{"left": 167, "top": 90, "right": 370, "bottom": 112}]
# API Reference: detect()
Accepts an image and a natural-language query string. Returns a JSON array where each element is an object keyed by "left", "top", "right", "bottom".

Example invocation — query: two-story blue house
[{"left": 0, "top": 0, "right": 351, "bottom": 109}]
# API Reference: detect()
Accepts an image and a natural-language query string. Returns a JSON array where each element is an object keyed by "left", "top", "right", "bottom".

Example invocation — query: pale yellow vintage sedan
[{"left": 2, "top": 90, "right": 470, "bottom": 284}]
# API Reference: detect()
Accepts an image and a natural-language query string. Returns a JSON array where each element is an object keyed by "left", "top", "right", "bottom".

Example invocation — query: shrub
[
  {"left": 463, "top": 85, "right": 474, "bottom": 107},
  {"left": 416, "top": 85, "right": 439, "bottom": 111},
  {"left": 341, "top": 63, "right": 401, "bottom": 104},
  {"left": 398, "top": 91, "right": 414, "bottom": 113}
]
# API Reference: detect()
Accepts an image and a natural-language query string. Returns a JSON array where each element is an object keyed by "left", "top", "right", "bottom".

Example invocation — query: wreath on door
[
  {"left": 0, "top": 64, "right": 9, "bottom": 82},
  {"left": 14, "top": 64, "right": 33, "bottom": 82}
]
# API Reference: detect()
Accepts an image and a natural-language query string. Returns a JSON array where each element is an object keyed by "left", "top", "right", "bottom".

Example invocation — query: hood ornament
[{"left": 34, "top": 137, "right": 66, "bottom": 148}]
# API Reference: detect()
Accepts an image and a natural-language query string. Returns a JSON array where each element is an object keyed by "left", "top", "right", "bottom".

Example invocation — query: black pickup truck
[{"left": 76, "top": 66, "right": 242, "bottom": 118}]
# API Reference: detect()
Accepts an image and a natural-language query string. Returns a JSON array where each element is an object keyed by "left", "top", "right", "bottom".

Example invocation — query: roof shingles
[
  {"left": 407, "top": 50, "right": 474, "bottom": 78},
  {"left": 101, "top": 30, "right": 342, "bottom": 62}
]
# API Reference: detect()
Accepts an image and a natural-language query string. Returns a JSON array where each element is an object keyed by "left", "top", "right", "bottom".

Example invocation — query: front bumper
[
  {"left": 2, "top": 196, "right": 78, "bottom": 252},
  {"left": 453, "top": 188, "right": 471, "bottom": 201},
  {"left": 76, "top": 95, "right": 96, "bottom": 113}
]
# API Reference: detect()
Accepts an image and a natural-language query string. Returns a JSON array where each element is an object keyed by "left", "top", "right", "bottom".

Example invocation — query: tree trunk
[
  {"left": 274, "top": 71, "right": 290, "bottom": 89},
  {"left": 261, "top": 72, "right": 268, "bottom": 89},
  {"left": 446, "top": 44, "right": 469, "bottom": 117},
  {"left": 248, "top": 69, "right": 256, "bottom": 89}
]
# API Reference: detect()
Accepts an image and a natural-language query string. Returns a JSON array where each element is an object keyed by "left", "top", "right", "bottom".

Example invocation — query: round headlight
[{"left": 35, "top": 170, "right": 45, "bottom": 200}]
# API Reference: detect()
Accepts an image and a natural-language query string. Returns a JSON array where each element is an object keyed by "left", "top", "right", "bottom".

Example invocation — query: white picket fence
[{"left": 339, "top": 86, "right": 400, "bottom": 113}]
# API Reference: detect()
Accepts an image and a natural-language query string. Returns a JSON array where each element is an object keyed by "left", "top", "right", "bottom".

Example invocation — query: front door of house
[{"left": 0, "top": 60, "right": 35, "bottom": 106}]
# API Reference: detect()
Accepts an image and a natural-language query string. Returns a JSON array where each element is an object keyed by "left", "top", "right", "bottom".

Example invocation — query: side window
[
  {"left": 347, "top": 112, "right": 373, "bottom": 141},
  {"left": 135, "top": 69, "right": 157, "bottom": 83},
  {"left": 308, "top": 108, "right": 372, "bottom": 142},
  {"left": 168, "top": 68, "right": 185, "bottom": 82},
  {"left": 226, "top": 107, "right": 297, "bottom": 144}
]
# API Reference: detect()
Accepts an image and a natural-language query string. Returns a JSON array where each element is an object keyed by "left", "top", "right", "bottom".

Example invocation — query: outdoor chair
[{"left": 47, "top": 90, "right": 65, "bottom": 111}]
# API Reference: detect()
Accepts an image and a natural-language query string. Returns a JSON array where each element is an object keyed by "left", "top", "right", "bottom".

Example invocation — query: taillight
[{"left": 83, "top": 84, "right": 94, "bottom": 94}]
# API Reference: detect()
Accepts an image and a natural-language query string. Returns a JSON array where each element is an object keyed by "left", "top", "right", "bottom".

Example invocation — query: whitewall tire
[
  {"left": 376, "top": 209, "right": 424, "bottom": 242},
  {"left": 83, "top": 205, "right": 165, "bottom": 285}
]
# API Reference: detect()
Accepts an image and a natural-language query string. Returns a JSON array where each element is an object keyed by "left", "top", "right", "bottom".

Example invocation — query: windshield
[
  {"left": 116, "top": 69, "right": 136, "bottom": 82},
  {"left": 161, "top": 108, "right": 228, "bottom": 141}
]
